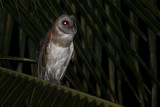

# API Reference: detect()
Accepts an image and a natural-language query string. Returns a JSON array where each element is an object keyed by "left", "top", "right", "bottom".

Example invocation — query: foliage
[{"left": 0, "top": 67, "right": 123, "bottom": 107}]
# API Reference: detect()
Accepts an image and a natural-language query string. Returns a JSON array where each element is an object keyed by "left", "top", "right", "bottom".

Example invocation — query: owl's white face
[{"left": 56, "top": 14, "right": 77, "bottom": 35}]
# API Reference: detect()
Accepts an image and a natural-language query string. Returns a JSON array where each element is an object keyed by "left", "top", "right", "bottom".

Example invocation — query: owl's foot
[{"left": 50, "top": 79, "right": 61, "bottom": 85}]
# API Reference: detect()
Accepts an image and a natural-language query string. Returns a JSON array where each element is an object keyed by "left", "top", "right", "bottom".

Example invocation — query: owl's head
[{"left": 55, "top": 14, "right": 77, "bottom": 35}]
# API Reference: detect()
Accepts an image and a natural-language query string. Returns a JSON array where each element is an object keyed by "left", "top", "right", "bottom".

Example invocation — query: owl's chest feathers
[
  {"left": 47, "top": 41, "right": 71, "bottom": 71},
  {"left": 48, "top": 41, "right": 70, "bottom": 62}
]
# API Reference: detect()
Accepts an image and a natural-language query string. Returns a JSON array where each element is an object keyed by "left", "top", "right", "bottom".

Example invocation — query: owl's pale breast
[{"left": 45, "top": 42, "right": 70, "bottom": 81}]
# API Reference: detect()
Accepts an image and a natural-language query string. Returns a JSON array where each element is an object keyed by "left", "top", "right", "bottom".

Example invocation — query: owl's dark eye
[{"left": 63, "top": 21, "right": 69, "bottom": 25}]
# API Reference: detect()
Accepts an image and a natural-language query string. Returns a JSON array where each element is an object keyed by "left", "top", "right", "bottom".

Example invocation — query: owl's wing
[
  {"left": 59, "top": 42, "right": 74, "bottom": 81},
  {"left": 71, "top": 47, "right": 75, "bottom": 61},
  {"left": 38, "top": 33, "right": 51, "bottom": 79}
]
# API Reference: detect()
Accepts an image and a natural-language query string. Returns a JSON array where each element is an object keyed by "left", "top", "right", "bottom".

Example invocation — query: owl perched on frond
[{"left": 38, "top": 14, "right": 77, "bottom": 84}]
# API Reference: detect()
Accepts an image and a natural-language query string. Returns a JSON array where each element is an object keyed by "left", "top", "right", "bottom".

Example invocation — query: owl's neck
[{"left": 48, "top": 29, "right": 73, "bottom": 48}]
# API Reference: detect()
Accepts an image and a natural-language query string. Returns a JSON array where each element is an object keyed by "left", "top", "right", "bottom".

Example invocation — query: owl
[{"left": 38, "top": 14, "right": 77, "bottom": 84}]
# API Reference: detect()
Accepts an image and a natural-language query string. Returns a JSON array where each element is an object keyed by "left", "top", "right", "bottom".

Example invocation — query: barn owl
[{"left": 38, "top": 14, "right": 77, "bottom": 84}]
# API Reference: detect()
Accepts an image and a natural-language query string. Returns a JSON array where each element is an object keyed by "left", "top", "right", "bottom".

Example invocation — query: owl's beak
[
  {"left": 69, "top": 15, "right": 76, "bottom": 32},
  {"left": 70, "top": 15, "right": 76, "bottom": 27}
]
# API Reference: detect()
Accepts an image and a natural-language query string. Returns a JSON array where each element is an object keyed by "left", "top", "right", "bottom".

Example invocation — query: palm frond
[{"left": 0, "top": 67, "right": 123, "bottom": 107}]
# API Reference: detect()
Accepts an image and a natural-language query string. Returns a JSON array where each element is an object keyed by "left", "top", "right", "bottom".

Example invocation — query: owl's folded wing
[{"left": 38, "top": 33, "right": 51, "bottom": 79}]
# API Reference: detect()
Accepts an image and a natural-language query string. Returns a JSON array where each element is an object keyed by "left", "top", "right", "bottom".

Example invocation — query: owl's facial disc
[{"left": 57, "top": 14, "right": 77, "bottom": 34}]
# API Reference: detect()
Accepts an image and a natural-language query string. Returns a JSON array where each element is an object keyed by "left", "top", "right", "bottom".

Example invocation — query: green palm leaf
[{"left": 0, "top": 67, "right": 122, "bottom": 107}]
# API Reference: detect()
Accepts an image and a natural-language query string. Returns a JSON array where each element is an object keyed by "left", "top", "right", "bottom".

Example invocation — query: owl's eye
[{"left": 63, "top": 21, "right": 69, "bottom": 25}]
